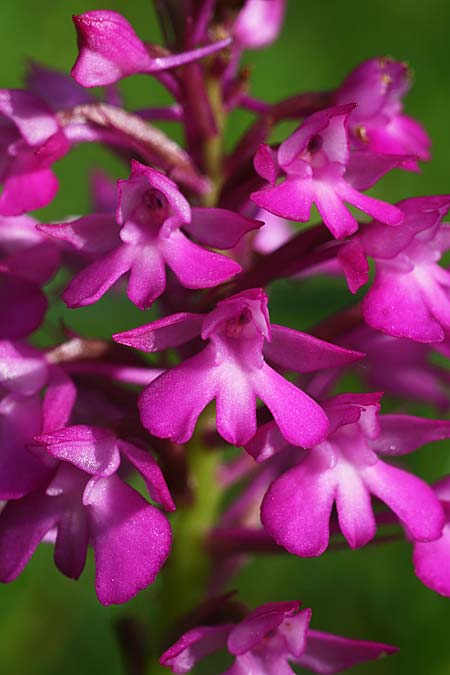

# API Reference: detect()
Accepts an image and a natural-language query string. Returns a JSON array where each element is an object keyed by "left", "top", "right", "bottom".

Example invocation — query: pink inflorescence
[{"left": 0, "top": 2, "right": 449, "bottom": 672}]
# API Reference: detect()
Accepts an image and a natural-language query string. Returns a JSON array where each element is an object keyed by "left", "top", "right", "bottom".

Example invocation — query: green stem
[
  {"left": 149, "top": 427, "right": 222, "bottom": 672},
  {"left": 202, "top": 77, "right": 226, "bottom": 207}
]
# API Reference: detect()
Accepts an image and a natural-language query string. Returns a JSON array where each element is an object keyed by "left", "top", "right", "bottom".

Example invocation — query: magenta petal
[
  {"left": 216, "top": 367, "right": 257, "bottom": 445},
  {"left": 0, "top": 168, "right": 59, "bottom": 217},
  {"left": 71, "top": 11, "right": 152, "bottom": 87},
  {"left": 362, "top": 269, "right": 444, "bottom": 342},
  {"left": 139, "top": 348, "right": 218, "bottom": 444},
  {"left": 324, "top": 393, "right": 381, "bottom": 436},
  {"left": 337, "top": 182, "right": 403, "bottom": 226},
  {"left": 0, "top": 340, "right": 47, "bottom": 395},
  {"left": 251, "top": 178, "right": 314, "bottom": 222},
  {"left": 264, "top": 325, "right": 363, "bottom": 374},
  {"left": 313, "top": 183, "right": 359, "bottom": 239},
  {"left": 388, "top": 114, "right": 431, "bottom": 161},
  {"left": 0, "top": 394, "right": 51, "bottom": 499},
  {"left": 161, "top": 230, "right": 241, "bottom": 289},
  {"left": 35, "top": 425, "right": 121, "bottom": 477},
  {"left": 362, "top": 461, "right": 445, "bottom": 541},
  {"left": 371, "top": 414, "right": 450, "bottom": 456},
  {"left": 0, "top": 489, "right": 61, "bottom": 582},
  {"left": 42, "top": 368, "right": 76, "bottom": 433},
  {"left": 0, "top": 272, "right": 47, "bottom": 338},
  {"left": 227, "top": 601, "right": 300, "bottom": 655},
  {"left": 296, "top": 629, "right": 397, "bottom": 674},
  {"left": 255, "top": 363, "right": 329, "bottom": 448},
  {"left": 245, "top": 421, "right": 288, "bottom": 462},
  {"left": 2, "top": 241, "right": 60, "bottom": 285},
  {"left": 26, "top": 61, "right": 93, "bottom": 110},
  {"left": 413, "top": 524, "right": 450, "bottom": 597},
  {"left": 0, "top": 88, "right": 58, "bottom": 145},
  {"left": 261, "top": 459, "right": 336, "bottom": 556},
  {"left": 62, "top": 245, "right": 132, "bottom": 307},
  {"left": 160, "top": 625, "right": 232, "bottom": 674},
  {"left": 119, "top": 440, "right": 175, "bottom": 511},
  {"left": 335, "top": 466, "right": 376, "bottom": 548},
  {"left": 233, "top": 0, "right": 286, "bottom": 49},
  {"left": 118, "top": 161, "right": 191, "bottom": 226},
  {"left": 127, "top": 247, "right": 166, "bottom": 309},
  {"left": 337, "top": 240, "right": 370, "bottom": 293},
  {"left": 54, "top": 503, "right": 89, "bottom": 579},
  {"left": 187, "top": 208, "right": 262, "bottom": 249},
  {"left": 345, "top": 151, "right": 411, "bottom": 191},
  {"left": 223, "top": 652, "right": 294, "bottom": 675},
  {"left": 84, "top": 475, "right": 171, "bottom": 605},
  {"left": 39, "top": 214, "right": 121, "bottom": 254},
  {"left": 113, "top": 312, "right": 203, "bottom": 352},
  {"left": 253, "top": 143, "right": 280, "bottom": 184}
]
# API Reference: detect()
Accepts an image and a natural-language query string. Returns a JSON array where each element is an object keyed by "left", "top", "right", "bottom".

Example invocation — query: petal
[
  {"left": 161, "top": 230, "right": 241, "bottom": 289},
  {"left": 138, "top": 347, "right": 218, "bottom": 444},
  {"left": 416, "top": 264, "right": 450, "bottom": 330},
  {"left": 255, "top": 363, "right": 329, "bottom": 448},
  {"left": 215, "top": 363, "right": 257, "bottom": 445},
  {"left": 362, "top": 269, "right": 444, "bottom": 342},
  {"left": 253, "top": 144, "right": 280, "bottom": 185},
  {"left": 345, "top": 150, "right": 411, "bottom": 191},
  {"left": 253, "top": 210, "right": 294, "bottom": 254},
  {"left": 0, "top": 489, "right": 61, "bottom": 582},
  {"left": 160, "top": 625, "right": 232, "bottom": 674},
  {"left": 39, "top": 214, "right": 121, "bottom": 255},
  {"left": 42, "top": 368, "right": 76, "bottom": 433},
  {"left": 71, "top": 11, "right": 152, "bottom": 87},
  {"left": 264, "top": 325, "right": 363, "bottom": 374},
  {"left": 118, "top": 161, "right": 191, "bottom": 226},
  {"left": 54, "top": 503, "right": 89, "bottom": 579},
  {"left": 278, "top": 106, "right": 353, "bottom": 168},
  {"left": 187, "top": 208, "right": 262, "bottom": 249},
  {"left": 337, "top": 240, "right": 370, "bottom": 293},
  {"left": 296, "top": 629, "right": 397, "bottom": 674},
  {"left": 323, "top": 393, "right": 381, "bottom": 436},
  {"left": 227, "top": 601, "right": 300, "bottom": 655},
  {"left": 313, "top": 182, "right": 359, "bottom": 239},
  {"left": 233, "top": 0, "right": 286, "bottom": 49},
  {"left": 113, "top": 312, "right": 203, "bottom": 352},
  {"left": 0, "top": 340, "right": 47, "bottom": 395},
  {"left": 35, "top": 425, "right": 121, "bottom": 477},
  {"left": 251, "top": 178, "right": 314, "bottom": 222},
  {"left": 245, "top": 421, "right": 289, "bottom": 462},
  {"left": 337, "top": 181, "right": 403, "bottom": 225},
  {"left": 127, "top": 247, "right": 166, "bottom": 309},
  {"left": 0, "top": 273, "right": 47, "bottom": 338},
  {"left": 119, "top": 440, "right": 175, "bottom": 511},
  {"left": 1, "top": 241, "right": 60, "bottom": 284},
  {"left": 0, "top": 394, "right": 51, "bottom": 499},
  {"left": 223, "top": 652, "right": 296, "bottom": 675},
  {"left": 335, "top": 464, "right": 376, "bottom": 548},
  {"left": 413, "top": 524, "right": 450, "bottom": 597},
  {"left": 62, "top": 245, "right": 132, "bottom": 308},
  {"left": 0, "top": 88, "right": 59, "bottom": 145},
  {"left": 84, "top": 475, "right": 171, "bottom": 605},
  {"left": 0, "top": 168, "right": 58, "bottom": 217},
  {"left": 371, "top": 414, "right": 450, "bottom": 456},
  {"left": 261, "top": 458, "right": 337, "bottom": 556},
  {"left": 362, "top": 461, "right": 445, "bottom": 541},
  {"left": 26, "top": 61, "right": 93, "bottom": 111}
]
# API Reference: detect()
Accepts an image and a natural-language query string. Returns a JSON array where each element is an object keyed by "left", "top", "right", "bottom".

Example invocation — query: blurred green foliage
[{"left": 1, "top": 1, "right": 450, "bottom": 674}]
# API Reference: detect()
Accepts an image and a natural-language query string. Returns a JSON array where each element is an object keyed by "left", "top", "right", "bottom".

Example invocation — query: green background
[{"left": 1, "top": 1, "right": 450, "bottom": 674}]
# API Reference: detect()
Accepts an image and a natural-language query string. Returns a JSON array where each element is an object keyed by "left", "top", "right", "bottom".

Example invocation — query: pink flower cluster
[{"left": 0, "top": 1, "right": 449, "bottom": 672}]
